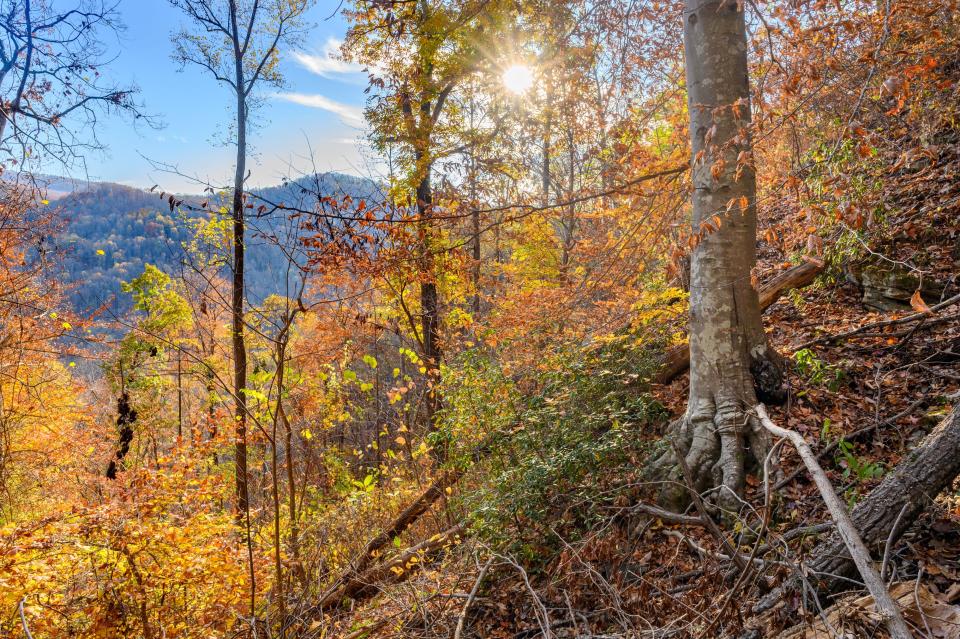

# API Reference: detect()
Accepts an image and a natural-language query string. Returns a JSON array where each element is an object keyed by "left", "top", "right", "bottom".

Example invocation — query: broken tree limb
[
  {"left": 454, "top": 556, "right": 494, "bottom": 639},
  {"left": 346, "top": 523, "right": 465, "bottom": 604},
  {"left": 311, "top": 524, "right": 465, "bottom": 613},
  {"left": 314, "top": 469, "right": 466, "bottom": 610},
  {"left": 653, "top": 260, "right": 824, "bottom": 384},
  {"left": 794, "top": 290, "right": 960, "bottom": 351},
  {"left": 313, "top": 434, "right": 505, "bottom": 613},
  {"left": 632, "top": 502, "right": 707, "bottom": 528},
  {"left": 754, "top": 404, "right": 913, "bottom": 639},
  {"left": 757, "top": 403, "right": 960, "bottom": 614}
]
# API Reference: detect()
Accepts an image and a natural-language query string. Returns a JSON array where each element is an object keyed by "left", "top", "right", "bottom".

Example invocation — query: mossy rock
[{"left": 856, "top": 262, "right": 943, "bottom": 312}]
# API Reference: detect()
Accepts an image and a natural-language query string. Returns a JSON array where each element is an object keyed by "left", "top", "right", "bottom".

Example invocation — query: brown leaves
[{"left": 779, "top": 582, "right": 960, "bottom": 639}]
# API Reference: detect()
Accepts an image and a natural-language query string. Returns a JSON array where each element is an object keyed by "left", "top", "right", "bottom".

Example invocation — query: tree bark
[
  {"left": 653, "top": 0, "right": 784, "bottom": 511},
  {"left": 230, "top": 4, "right": 249, "bottom": 522},
  {"left": 652, "top": 260, "right": 823, "bottom": 385},
  {"left": 417, "top": 166, "right": 443, "bottom": 440},
  {"left": 757, "top": 404, "right": 960, "bottom": 611},
  {"left": 106, "top": 392, "right": 137, "bottom": 479}
]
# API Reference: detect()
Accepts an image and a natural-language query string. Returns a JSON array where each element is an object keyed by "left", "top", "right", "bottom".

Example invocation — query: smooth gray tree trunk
[{"left": 655, "top": 0, "right": 783, "bottom": 511}]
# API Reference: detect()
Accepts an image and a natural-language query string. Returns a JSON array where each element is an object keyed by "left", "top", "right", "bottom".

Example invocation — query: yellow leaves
[
  {"left": 61, "top": 321, "right": 72, "bottom": 330},
  {"left": 40, "top": 199, "right": 49, "bottom": 205},
  {"left": 394, "top": 435, "right": 406, "bottom": 446},
  {"left": 302, "top": 428, "right": 313, "bottom": 440},
  {"left": 96, "top": 249, "right": 105, "bottom": 256}
]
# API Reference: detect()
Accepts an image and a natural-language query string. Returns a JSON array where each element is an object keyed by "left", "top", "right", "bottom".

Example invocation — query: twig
[
  {"left": 454, "top": 557, "right": 494, "bottom": 639},
  {"left": 498, "top": 553, "right": 553, "bottom": 639},
  {"left": 670, "top": 442, "right": 749, "bottom": 573},
  {"left": 881, "top": 503, "right": 909, "bottom": 583},
  {"left": 754, "top": 404, "right": 913, "bottom": 639},
  {"left": 794, "top": 292, "right": 960, "bottom": 350}
]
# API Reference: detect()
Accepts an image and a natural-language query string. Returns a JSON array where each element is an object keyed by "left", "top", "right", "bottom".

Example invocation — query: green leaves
[{"left": 121, "top": 264, "right": 194, "bottom": 336}]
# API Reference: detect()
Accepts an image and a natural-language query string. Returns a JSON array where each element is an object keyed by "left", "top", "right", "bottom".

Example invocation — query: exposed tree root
[{"left": 756, "top": 404, "right": 960, "bottom": 612}]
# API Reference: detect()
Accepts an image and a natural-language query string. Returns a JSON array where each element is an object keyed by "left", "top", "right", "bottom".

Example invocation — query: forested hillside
[
  {"left": 1, "top": 1, "right": 959, "bottom": 639},
  {"left": 51, "top": 174, "right": 379, "bottom": 313}
]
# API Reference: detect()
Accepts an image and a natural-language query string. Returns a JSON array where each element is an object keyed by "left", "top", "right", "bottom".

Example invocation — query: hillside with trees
[
  {"left": 49, "top": 174, "right": 379, "bottom": 314},
  {"left": 1, "top": 1, "right": 959, "bottom": 638}
]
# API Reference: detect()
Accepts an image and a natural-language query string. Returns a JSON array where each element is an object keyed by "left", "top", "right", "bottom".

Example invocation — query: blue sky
[{"left": 83, "top": 1, "right": 371, "bottom": 193}]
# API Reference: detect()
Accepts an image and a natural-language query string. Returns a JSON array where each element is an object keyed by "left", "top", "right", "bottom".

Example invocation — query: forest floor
[{"left": 320, "top": 187, "right": 960, "bottom": 638}]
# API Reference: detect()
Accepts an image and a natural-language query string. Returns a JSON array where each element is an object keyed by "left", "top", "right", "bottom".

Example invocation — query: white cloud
[
  {"left": 273, "top": 92, "right": 364, "bottom": 124},
  {"left": 292, "top": 38, "right": 364, "bottom": 78}
]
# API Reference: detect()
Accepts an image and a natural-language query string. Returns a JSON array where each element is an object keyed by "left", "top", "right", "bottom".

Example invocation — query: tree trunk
[
  {"left": 654, "top": 0, "right": 784, "bottom": 511},
  {"left": 757, "top": 404, "right": 960, "bottom": 610},
  {"left": 417, "top": 163, "right": 443, "bottom": 442},
  {"left": 468, "top": 93, "right": 482, "bottom": 318},
  {"left": 227, "top": 2, "right": 256, "bottom": 621},
  {"left": 106, "top": 392, "right": 137, "bottom": 479},
  {"left": 231, "top": 49, "right": 249, "bottom": 524},
  {"left": 176, "top": 350, "right": 183, "bottom": 440},
  {"left": 652, "top": 260, "right": 823, "bottom": 385}
]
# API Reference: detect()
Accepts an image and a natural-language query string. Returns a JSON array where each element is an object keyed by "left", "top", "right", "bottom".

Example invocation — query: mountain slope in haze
[{"left": 51, "top": 173, "right": 381, "bottom": 316}]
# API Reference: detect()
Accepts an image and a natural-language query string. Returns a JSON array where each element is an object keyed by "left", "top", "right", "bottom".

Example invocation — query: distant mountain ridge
[{"left": 48, "top": 172, "right": 381, "bottom": 316}]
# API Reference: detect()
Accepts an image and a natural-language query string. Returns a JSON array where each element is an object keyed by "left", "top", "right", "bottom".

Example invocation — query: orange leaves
[{"left": 910, "top": 290, "right": 934, "bottom": 315}]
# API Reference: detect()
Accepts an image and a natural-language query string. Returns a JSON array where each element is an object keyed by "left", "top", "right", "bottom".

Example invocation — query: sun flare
[{"left": 502, "top": 64, "right": 534, "bottom": 95}]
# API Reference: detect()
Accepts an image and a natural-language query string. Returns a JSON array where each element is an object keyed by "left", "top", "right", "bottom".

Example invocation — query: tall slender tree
[
  {"left": 169, "top": 0, "right": 311, "bottom": 520},
  {"left": 343, "top": 0, "right": 508, "bottom": 442},
  {"left": 169, "top": 0, "right": 311, "bottom": 625}
]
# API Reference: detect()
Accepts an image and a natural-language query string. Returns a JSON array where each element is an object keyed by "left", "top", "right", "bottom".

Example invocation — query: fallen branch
[
  {"left": 313, "top": 471, "right": 465, "bottom": 611},
  {"left": 755, "top": 404, "right": 913, "bottom": 639},
  {"left": 632, "top": 502, "right": 707, "bottom": 527},
  {"left": 757, "top": 403, "right": 960, "bottom": 613},
  {"left": 794, "top": 291, "right": 960, "bottom": 351},
  {"left": 771, "top": 397, "right": 926, "bottom": 491},
  {"left": 454, "top": 556, "right": 494, "bottom": 639},
  {"left": 347, "top": 524, "right": 466, "bottom": 604},
  {"left": 654, "top": 260, "right": 823, "bottom": 384},
  {"left": 314, "top": 433, "right": 504, "bottom": 612}
]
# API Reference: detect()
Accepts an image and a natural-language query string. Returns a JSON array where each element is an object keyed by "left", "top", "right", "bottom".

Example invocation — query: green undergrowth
[{"left": 439, "top": 328, "right": 670, "bottom": 567}]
